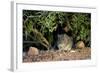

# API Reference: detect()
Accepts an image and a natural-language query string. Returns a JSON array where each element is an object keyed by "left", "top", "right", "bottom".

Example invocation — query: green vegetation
[
  {"left": 23, "top": 10, "right": 91, "bottom": 51},
  {"left": 68, "top": 13, "right": 91, "bottom": 46}
]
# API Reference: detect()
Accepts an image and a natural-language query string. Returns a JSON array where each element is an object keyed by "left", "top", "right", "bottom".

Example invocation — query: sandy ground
[{"left": 23, "top": 47, "right": 91, "bottom": 63}]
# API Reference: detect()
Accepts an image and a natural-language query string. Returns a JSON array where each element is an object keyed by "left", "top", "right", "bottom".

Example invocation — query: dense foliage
[
  {"left": 23, "top": 10, "right": 91, "bottom": 51},
  {"left": 68, "top": 13, "right": 91, "bottom": 46}
]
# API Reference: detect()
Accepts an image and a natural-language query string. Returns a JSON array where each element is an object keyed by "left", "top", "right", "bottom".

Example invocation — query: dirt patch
[{"left": 23, "top": 47, "right": 91, "bottom": 63}]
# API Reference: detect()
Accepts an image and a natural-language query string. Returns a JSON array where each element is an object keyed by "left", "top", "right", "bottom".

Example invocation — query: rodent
[{"left": 57, "top": 34, "right": 73, "bottom": 51}]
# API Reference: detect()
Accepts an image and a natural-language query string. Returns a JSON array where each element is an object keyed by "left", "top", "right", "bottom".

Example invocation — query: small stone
[
  {"left": 70, "top": 50, "right": 76, "bottom": 53},
  {"left": 76, "top": 41, "right": 85, "bottom": 49},
  {"left": 27, "top": 47, "right": 39, "bottom": 56}
]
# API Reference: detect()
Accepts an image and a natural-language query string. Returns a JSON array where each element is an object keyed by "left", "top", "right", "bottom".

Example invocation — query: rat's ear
[
  {"left": 63, "top": 26, "right": 69, "bottom": 32},
  {"left": 63, "top": 17, "right": 72, "bottom": 33}
]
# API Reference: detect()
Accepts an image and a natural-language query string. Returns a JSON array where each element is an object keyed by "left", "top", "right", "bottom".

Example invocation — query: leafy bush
[
  {"left": 23, "top": 10, "right": 91, "bottom": 51},
  {"left": 68, "top": 13, "right": 91, "bottom": 47}
]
